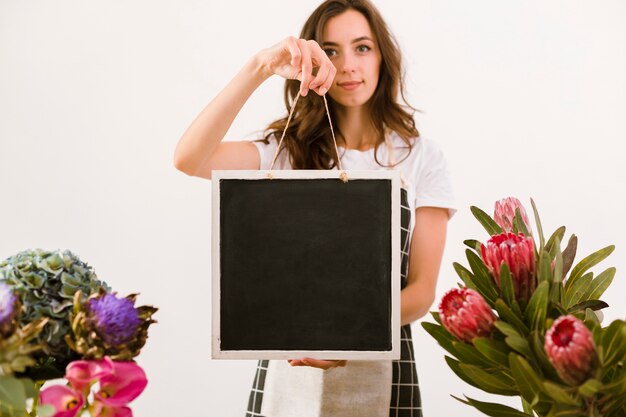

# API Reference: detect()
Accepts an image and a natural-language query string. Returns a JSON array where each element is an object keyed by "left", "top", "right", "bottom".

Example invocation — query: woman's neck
[{"left": 333, "top": 105, "right": 378, "bottom": 151}]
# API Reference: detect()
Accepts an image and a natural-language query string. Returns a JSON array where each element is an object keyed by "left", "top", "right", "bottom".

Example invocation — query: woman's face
[{"left": 322, "top": 9, "right": 382, "bottom": 108}]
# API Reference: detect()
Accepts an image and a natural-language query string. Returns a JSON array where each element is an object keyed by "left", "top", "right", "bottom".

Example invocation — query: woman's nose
[{"left": 338, "top": 53, "right": 356, "bottom": 73}]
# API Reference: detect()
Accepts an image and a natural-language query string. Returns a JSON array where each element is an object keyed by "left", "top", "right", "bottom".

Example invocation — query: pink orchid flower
[
  {"left": 66, "top": 357, "right": 115, "bottom": 391},
  {"left": 94, "top": 361, "right": 148, "bottom": 407},
  {"left": 39, "top": 385, "right": 85, "bottom": 417},
  {"left": 90, "top": 401, "right": 133, "bottom": 417}
]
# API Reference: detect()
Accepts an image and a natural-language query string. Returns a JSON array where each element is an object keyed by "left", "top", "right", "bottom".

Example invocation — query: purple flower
[
  {"left": 0, "top": 281, "right": 19, "bottom": 337},
  {"left": 88, "top": 294, "right": 141, "bottom": 346}
]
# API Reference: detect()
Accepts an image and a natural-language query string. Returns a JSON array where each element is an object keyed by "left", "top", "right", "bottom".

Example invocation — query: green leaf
[
  {"left": 537, "top": 251, "right": 553, "bottom": 286},
  {"left": 464, "top": 239, "right": 482, "bottom": 253},
  {"left": 513, "top": 209, "right": 531, "bottom": 237},
  {"left": 37, "top": 404, "right": 56, "bottom": 417},
  {"left": 584, "top": 308, "right": 601, "bottom": 326},
  {"left": 495, "top": 321, "right": 522, "bottom": 338},
  {"left": 565, "top": 272, "right": 593, "bottom": 309},
  {"left": 525, "top": 281, "right": 549, "bottom": 333},
  {"left": 600, "top": 371, "right": 626, "bottom": 396},
  {"left": 505, "top": 335, "right": 534, "bottom": 359},
  {"left": 552, "top": 238, "right": 564, "bottom": 284},
  {"left": 530, "top": 198, "right": 545, "bottom": 252},
  {"left": 499, "top": 264, "right": 516, "bottom": 307},
  {"left": 509, "top": 353, "right": 545, "bottom": 404},
  {"left": 550, "top": 302, "right": 568, "bottom": 317},
  {"left": 568, "top": 245, "right": 615, "bottom": 285},
  {"left": 521, "top": 398, "right": 533, "bottom": 415},
  {"left": 422, "top": 322, "right": 459, "bottom": 357},
  {"left": 474, "top": 337, "right": 510, "bottom": 367},
  {"left": 561, "top": 234, "right": 578, "bottom": 278},
  {"left": 19, "top": 378, "right": 37, "bottom": 398},
  {"left": 431, "top": 311, "right": 442, "bottom": 325},
  {"left": 529, "top": 330, "right": 560, "bottom": 381},
  {"left": 495, "top": 299, "right": 529, "bottom": 336},
  {"left": 586, "top": 267, "right": 616, "bottom": 301},
  {"left": 471, "top": 205, "right": 503, "bottom": 236},
  {"left": 601, "top": 319, "right": 626, "bottom": 368},
  {"left": 445, "top": 356, "right": 484, "bottom": 389},
  {"left": 578, "top": 378, "right": 603, "bottom": 397},
  {"left": 453, "top": 395, "right": 534, "bottom": 417},
  {"left": 459, "top": 363, "right": 519, "bottom": 395},
  {"left": 543, "top": 381, "right": 581, "bottom": 406},
  {"left": 453, "top": 262, "right": 478, "bottom": 292},
  {"left": 545, "top": 226, "right": 566, "bottom": 257},
  {"left": 466, "top": 250, "right": 499, "bottom": 305},
  {"left": 453, "top": 341, "right": 494, "bottom": 367},
  {"left": 0, "top": 376, "right": 27, "bottom": 410},
  {"left": 567, "top": 300, "right": 609, "bottom": 314}
]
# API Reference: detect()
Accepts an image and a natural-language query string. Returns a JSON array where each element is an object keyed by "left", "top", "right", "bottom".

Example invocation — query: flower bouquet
[
  {"left": 0, "top": 249, "right": 157, "bottom": 417},
  {"left": 423, "top": 198, "right": 626, "bottom": 417}
]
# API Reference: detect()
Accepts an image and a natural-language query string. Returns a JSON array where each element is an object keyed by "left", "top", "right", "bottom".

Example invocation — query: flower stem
[{"left": 29, "top": 381, "right": 44, "bottom": 417}]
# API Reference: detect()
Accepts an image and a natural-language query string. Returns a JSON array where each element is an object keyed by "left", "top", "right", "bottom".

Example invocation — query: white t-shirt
[{"left": 253, "top": 131, "right": 457, "bottom": 221}]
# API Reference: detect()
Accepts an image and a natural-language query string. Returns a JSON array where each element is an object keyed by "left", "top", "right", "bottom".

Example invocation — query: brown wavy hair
[{"left": 261, "top": 0, "right": 419, "bottom": 169}]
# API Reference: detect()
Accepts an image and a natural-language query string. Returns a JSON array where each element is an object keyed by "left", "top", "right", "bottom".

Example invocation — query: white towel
[{"left": 262, "top": 360, "right": 392, "bottom": 417}]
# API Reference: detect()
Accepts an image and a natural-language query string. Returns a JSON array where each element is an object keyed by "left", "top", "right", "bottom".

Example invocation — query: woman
[{"left": 174, "top": 1, "right": 454, "bottom": 416}]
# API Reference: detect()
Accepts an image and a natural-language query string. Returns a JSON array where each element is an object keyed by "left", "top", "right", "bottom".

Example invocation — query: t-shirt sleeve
[
  {"left": 252, "top": 138, "right": 277, "bottom": 170},
  {"left": 251, "top": 136, "right": 292, "bottom": 170},
  {"left": 414, "top": 139, "right": 457, "bottom": 218}
]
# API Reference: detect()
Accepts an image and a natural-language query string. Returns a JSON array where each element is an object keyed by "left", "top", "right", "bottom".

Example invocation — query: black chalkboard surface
[{"left": 212, "top": 170, "right": 400, "bottom": 360}]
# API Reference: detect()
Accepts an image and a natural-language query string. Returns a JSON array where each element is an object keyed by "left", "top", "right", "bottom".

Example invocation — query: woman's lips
[{"left": 337, "top": 81, "right": 362, "bottom": 91}]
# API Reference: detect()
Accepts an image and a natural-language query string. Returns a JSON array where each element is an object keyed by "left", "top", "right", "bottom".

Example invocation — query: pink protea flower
[
  {"left": 439, "top": 287, "right": 497, "bottom": 343},
  {"left": 494, "top": 197, "right": 531, "bottom": 233},
  {"left": 481, "top": 233, "right": 536, "bottom": 304},
  {"left": 545, "top": 315, "right": 598, "bottom": 386},
  {"left": 39, "top": 385, "right": 85, "bottom": 417},
  {"left": 66, "top": 357, "right": 114, "bottom": 392}
]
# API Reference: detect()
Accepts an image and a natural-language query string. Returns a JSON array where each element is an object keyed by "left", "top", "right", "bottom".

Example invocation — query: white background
[{"left": 1, "top": 1, "right": 625, "bottom": 416}]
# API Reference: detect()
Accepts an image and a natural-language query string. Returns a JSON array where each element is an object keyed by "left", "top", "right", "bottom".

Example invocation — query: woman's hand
[
  {"left": 256, "top": 37, "right": 336, "bottom": 97},
  {"left": 288, "top": 358, "right": 347, "bottom": 370}
]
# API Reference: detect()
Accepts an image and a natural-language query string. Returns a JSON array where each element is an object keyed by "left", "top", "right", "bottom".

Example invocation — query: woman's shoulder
[{"left": 387, "top": 132, "right": 446, "bottom": 162}]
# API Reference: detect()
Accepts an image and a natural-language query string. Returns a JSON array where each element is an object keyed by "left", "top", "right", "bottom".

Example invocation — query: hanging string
[{"left": 268, "top": 93, "right": 347, "bottom": 182}]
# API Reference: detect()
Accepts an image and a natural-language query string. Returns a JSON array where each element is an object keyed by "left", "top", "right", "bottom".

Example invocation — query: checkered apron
[{"left": 246, "top": 188, "right": 422, "bottom": 417}]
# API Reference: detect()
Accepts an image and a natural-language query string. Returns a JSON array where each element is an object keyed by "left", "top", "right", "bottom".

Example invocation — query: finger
[
  {"left": 298, "top": 39, "right": 313, "bottom": 96},
  {"left": 301, "top": 358, "right": 344, "bottom": 370},
  {"left": 285, "top": 36, "right": 301, "bottom": 70},
  {"left": 309, "top": 43, "right": 335, "bottom": 95},
  {"left": 311, "top": 61, "right": 334, "bottom": 95}
]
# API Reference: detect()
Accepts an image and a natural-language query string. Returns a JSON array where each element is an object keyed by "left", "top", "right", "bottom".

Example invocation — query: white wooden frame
[{"left": 212, "top": 169, "right": 401, "bottom": 360}]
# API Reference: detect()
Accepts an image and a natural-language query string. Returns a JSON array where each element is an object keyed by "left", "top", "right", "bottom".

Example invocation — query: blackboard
[{"left": 212, "top": 170, "right": 400, "bottom": 360}]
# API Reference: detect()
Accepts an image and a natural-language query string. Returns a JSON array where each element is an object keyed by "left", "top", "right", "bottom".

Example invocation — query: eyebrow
[{"left": 322, "top": 36, "right": 374, "bottom": 47}]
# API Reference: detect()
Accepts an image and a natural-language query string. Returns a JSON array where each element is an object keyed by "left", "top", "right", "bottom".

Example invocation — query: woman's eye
[
  {"left": 356, "top": 45, "right": 371, "bottom": 53},
  {"left": 324, "top": 49, "right": 337, "bottom": 57}
]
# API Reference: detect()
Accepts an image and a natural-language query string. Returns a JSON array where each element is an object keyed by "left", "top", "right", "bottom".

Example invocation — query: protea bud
[
  {"left": 494, "top": 197, "right": 530, "bottom": 233},
  {"left": 67, "top": 290, "right": 157, "bottom": 360},
  {"left": 545, "top": 315, "right": 598, "bottom": 386},
  {"left": 481, "top": 233, "right": 536, "bottom": 304},
  {"left": 0, "top": 281, "right": 19, "bottom": 337},
  {"left": 439, "top": 288, "right": 497, "bottom": 343}
]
